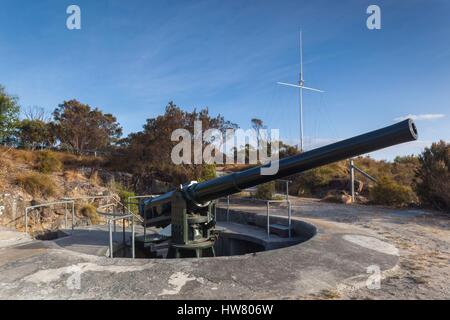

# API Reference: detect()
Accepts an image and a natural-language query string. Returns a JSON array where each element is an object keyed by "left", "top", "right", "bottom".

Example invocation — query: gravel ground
[{"left": 270, "top": 197, "right": 450, "bottom": 299}]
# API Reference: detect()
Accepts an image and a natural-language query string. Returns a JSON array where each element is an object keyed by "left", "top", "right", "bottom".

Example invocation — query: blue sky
[{"left": 0, "top": 0, "right": 449, "bottom": 160}]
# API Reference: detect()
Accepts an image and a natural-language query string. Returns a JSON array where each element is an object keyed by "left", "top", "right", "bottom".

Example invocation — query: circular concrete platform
[{"left": 0, "top": 207, "right": 399, "bottom": 299}]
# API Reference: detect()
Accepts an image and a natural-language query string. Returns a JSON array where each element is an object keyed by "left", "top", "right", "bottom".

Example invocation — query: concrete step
[{"left": 269, "top": 223, "right": 291, "bottom": 238}]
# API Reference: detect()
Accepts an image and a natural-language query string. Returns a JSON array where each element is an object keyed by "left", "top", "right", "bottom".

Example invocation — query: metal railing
[
  {"left": 25, "top": 200, "right": 75, "bottom": 234},
  {"left": 126, "top": 194, "right": 161, "bottom": 240},
  {"left": 97, "top": 203, "right": 135, "bottom": 259},
  {"left": 349, "top": 159, "right": 378, "bottom": 202},
  {"left": 277, "top": 179, "right": 292, "bottom": 200},
  {"left": 61, "top": 195, "right": 120, "bottom": 203},
  {"left": 23, "top": 194, "right": 142, "bottom": 259},
  {"left": 219, "top": 196, "right": 292, "bottom": 239},
  {"left": 62, "top": 194, "right": 143, "bottom": 225}
]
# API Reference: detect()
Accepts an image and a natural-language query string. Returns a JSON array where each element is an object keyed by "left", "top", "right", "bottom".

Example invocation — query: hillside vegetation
[
  {"left": 0, "top": 83, "right": 448, "bottom": 213},
  {"left": 0, "top": 147, "right": 127, "bottom": 234},
  {"left": 287, "top": 142, "right": 449, "bottom": 211}
]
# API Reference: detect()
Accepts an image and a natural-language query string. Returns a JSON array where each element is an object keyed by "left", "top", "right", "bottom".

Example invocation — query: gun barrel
[{"left": 186, "top": 119, "right": 418, "bottom": 203}]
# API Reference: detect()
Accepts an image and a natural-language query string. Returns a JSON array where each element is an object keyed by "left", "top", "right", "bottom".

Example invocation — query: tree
[
  {"left": 117, "top": 101, "right": 237, "bottom": 186},
  {"left": 23, "top": 106, "right": 50, "bottom": 121},
  {"left": 17, "top": 119, "right": 55, "bottom": 150},
  {"left": 415, "top": 141, "right": 450, "bottom": 211},
  {"left": 251, "top": 118, "right": 266, "bottom": 148},
  {"left": 279, "top": 141, "right": 298, "bottom": 158},
  {"left": 52, "top": 100, "right": 122, "bottom": 152},
  {"left": 0, "top": 85, "right": 20, "bottom": 144}
]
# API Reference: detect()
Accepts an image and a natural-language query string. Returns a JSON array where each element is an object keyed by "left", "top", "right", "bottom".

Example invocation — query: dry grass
[
  {"left": 1, "top": 147, "right": 36, "bottom": 164},
  {"left": 89, "top": 170, "right": 100, "bottom": 186},
  {"left": 36, "top": 151, "right": 63, "bottom": 173},
  {"left": 63, "top": 170, "right": 86, "bottom": 182},
  {"left": 0, "top": 147, "right": 106, "bottom": 169},
  {"left": 79, "top": 204, "right": 101, "bottom": 224},
  {"left": 57, "top": 153, "right": 106, "bottom": 168},
  {"left": 15, "top": 172, "right": 57, "bottom": 198}
]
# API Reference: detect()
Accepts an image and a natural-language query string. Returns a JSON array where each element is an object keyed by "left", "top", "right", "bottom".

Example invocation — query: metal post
[
  {"left": 143, "top": 201, "right": 147, "bottom": 241},
  {"left": 226, "top": 196, "right": 230, "bottom": 222},
  {"left": 109, "top": 219, "right": 113, "bottom": 258},
  {"left": 286, "top": 181, "right": 289, "bottom": 201},
  {"left": 350, "top": 159, "right": 355, "bottom": 203},
  {"left": 64, "top": 202, "right": 68, "bottom": 229},
  {"left": 266, "top": 201, "right": 270, "bottom": 239},
  {"left": 71, "top": 201, "right": 75, "bottom": 233},
  {"left": 114, "top": 220, "right": 116, "bottom": 233},
  {"left": 25, "top": 208, "right": 28, "bottom": 234},
  {"left": 131, "top": 215, "right": 135, "bottom": 259},
  {"left": 288, "top": 201, "right": 292, "bottom": 239},
  {"left": 122, "top": 219, "right": 126, "bottom": 245}
]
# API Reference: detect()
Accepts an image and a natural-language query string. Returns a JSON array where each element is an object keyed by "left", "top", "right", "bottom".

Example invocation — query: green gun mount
[{"left": 141, "top": 119, "right": 418, "bottom": 258}]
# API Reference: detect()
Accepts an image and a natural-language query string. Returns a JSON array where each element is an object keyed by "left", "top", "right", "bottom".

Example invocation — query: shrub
[
  {"left": 415, "top": 141, "right": 450, "bottom": 212},
  {"left": 16, "top": 172, "right": 57, "bottom": 198},
  {"left": 369, "top": 176, "right": 413, "bottom": 207},
  {"left": 112, "top": 181, "right": 137, "bottom": 213},
  {"left": 254, "top": 181, "right": 276, "bottom": 200},
  {"left": 36, "top": 150, "right": 63, "bottom": 173},
  {"left": 198, "top": 164, "right": 216, "bottom": 182},
  {"left": 80, "top": 204, "right": 101, "bottom": 224},
  {"left": 59, "top": 152, "right": 105, "bottom": 168},
  {"left": 293, "top": 163, "right": 346, "bottom": 196}
]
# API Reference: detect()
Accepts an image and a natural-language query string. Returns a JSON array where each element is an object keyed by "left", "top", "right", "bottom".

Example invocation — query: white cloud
[{"left": 394, "top": 114, "right": 445, "bottom": 121}]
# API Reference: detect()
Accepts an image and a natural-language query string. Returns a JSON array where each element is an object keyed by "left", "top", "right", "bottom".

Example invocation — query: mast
[
  {"left": 299, "top": 30, "right": 304, "bottom": 151},
  {"left": 277, "top": 30, "right": 325, "bottom": 152}
]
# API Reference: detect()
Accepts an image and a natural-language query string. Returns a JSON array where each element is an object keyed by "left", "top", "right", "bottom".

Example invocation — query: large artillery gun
[{"left": 140, "top": 119, "right": 418, "bottom": 258}]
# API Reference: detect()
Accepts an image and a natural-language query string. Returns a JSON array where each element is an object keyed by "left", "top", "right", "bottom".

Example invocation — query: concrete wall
[{"left": 216, "top": 208, "right": 317, "bottom": 243}]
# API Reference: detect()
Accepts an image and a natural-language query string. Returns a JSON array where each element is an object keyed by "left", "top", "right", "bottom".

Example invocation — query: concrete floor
[{"left": 0, "top": 200, "right": 404, "bottom": 299}]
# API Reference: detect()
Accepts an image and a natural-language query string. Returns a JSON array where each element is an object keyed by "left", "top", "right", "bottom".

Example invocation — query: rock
[
  {"left": 356, "top": 195, "right": 369, "bottom": 203},
  {"left": 353, "top": 179, "right": 364, "bottom": 193},
  {"left": 340, "top": 193, "right": 353, "bottom": 204}
]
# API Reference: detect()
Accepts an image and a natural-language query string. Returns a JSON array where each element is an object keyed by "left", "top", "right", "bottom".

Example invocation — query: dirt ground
[{"left": 284, "top": 197, "right": 450, "bottom": 299}]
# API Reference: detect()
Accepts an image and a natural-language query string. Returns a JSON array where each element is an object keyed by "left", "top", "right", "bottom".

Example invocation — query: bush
[
  {"left": 36, "top": 150, "right": 63, "bottom": 173},
  {"left": 254, "top": 181, "right": 276, "bottom": 200},
  {"left": 198, "top": 164, "right": 216, "bottom": 182},
  {"left": 112, "top": 181, "right": 137, "bottom": 213},
  {"left": 80, "top": 204, "right": 101, "bottom": 224},
  {"left": 415, "top": 141, "right": 450, "bottom": 211},
  {"left": 369, "top": 176, "right": 413, "bottom": 207},
  {"left": 16, "top": 172, "right": 57, "bottom": 198},
  {"left": 293, "top": 163, "right": 346, "bottom": 196}
]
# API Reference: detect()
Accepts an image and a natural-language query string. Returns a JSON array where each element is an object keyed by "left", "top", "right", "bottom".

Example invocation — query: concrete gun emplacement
[{"left": 140, "top": 119, "right": 418, "bottom": 258}]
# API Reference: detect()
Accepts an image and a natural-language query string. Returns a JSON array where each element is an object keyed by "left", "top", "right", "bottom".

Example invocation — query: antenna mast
[
  {"left": 299, "top": 30, "right": 304, "bottom": 152},
  {"left": 277, "top": 30, "right": 324, "bottom": 152}
]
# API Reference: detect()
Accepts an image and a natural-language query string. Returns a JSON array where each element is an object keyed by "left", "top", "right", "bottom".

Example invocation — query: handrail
[
  {"left": 349, "top": 159, "right": 378, "bottom": 202},
  {"left": 97, "top": 204, "right": 135, "bottom": 259},
  {"left": 218, "top": 196, "right": 292, "bottom": 239},
  {"left": 126, "top": 194, "right": 161, "bottom": 214},
  {"left": 116, "top": 198, "right": 144, "bottom": 223},
  {"left": 61, "top": 195, "right": 118, "bottom": 202},
  {"left": 126, "top": 194, "right": 162, "bottom": 240},
  {"left": 24, "top": 200, "right": 75, "bottom": 234}
]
